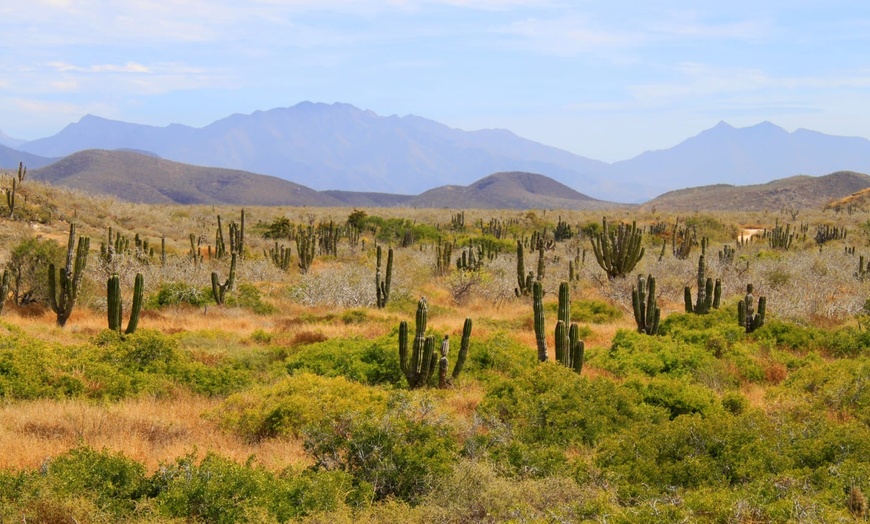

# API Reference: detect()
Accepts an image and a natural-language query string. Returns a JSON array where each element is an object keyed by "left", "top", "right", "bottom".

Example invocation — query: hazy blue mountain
[
  {"left": 0, "top": 130, "right": 26, "bottom": 149},
  {"left": 0, "top": 144, "right": 56, "bottom": 170},
  {"left": 19, "top": 102, "right": 616, "bottom": 199},
  {"left": 610, "top": 121, "right": 870, "bottom": 200},
  {"left": 17, "top": 107, "right": 870, "bottom": 204}
]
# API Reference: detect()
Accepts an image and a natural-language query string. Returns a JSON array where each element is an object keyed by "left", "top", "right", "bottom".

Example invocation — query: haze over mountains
[{"left": 5, "top": 101, "right": 870, "bottom": 204}]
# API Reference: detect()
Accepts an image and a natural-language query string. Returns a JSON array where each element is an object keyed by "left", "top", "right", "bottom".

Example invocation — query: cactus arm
[
  {"left": 532, "top": 281, "right": 547, "bottom": 362},
  {"left": 125, "top": 273, "right": 144, "bottom": 335},
  {"left": 452, "top": 318, "right": 472, "bottom": 380}
]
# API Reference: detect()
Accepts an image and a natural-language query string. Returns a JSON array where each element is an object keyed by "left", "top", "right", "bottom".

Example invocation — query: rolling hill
[
  {"left": 30, "top": 149, "right": 340, "bottom": 206},
  {"left": 642, "top": 171, "right": 870, "bottom": 211}
]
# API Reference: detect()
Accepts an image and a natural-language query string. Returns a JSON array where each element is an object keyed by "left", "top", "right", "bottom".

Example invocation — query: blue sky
[{"left": 2, "top": 0, "right": 870, "bottom": 161}]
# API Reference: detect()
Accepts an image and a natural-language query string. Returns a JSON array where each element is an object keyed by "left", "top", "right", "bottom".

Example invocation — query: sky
[{"left": 2, "top": 0, "right": 870, "bottom": 162}]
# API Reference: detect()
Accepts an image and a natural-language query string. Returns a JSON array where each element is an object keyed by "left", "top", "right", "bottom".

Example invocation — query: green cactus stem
[
  {"left": 515, "top": 240, "right": 534, "bottom": 297},
  {"left": 590, "top": 217, "right": 645, "bottom": 280},
  {"left": 296, "top": 225, "right": 316, "bottom": 273},
  {"left": 737, "top": 283, "right": 766, "bottom": 333},
  {"left": 48, "top": 223, "right": 90, "bottom": 327},
  {"left": 532, "top": 280, "right": 547, "bottom": 362},
  {"left": 684, "top": 254, "right": 721, "bottom": 315},
  {"left": 452, "top": 318, "right": 472, "bottom": 380},
  {"left": 0, "top": 269, "right": 10, "bottom": 316},
  {"left": 107, "top": 272, "right": 144, "bottom": 335},
  {"left": 398, "top": 297, "right": 438, "bottom": 389},
  {"left": 632, "top": 274, "right": 661, "bottom": 335},
  {"left": 376, "top": 245, "right": 393, "bottom": 308},
  {"left": 6, "top": 178, "right": 15, "bottom": 219},
  {"left": 553, "top": 281, "right": 585, "bottom": 373},
  {"left": 211, "top": 253, "right": 237, "bottom": 305}
]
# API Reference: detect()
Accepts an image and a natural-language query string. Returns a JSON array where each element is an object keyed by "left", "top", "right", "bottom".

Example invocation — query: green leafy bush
[{"left": 285, "top": 336, "right": 402, "bottom": 386}]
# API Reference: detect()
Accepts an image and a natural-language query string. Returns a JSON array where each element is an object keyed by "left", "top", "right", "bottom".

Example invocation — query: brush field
[{"left": 2, "top": 178, "right": 870, "bottom": 522}]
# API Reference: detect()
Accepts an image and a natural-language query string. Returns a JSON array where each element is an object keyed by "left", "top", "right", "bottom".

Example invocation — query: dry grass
[{"left": 0, "top": 393, "right": 308, "bottom": 473}]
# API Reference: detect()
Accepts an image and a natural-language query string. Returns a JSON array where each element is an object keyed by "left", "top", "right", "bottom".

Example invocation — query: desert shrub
[
  {"left": 777, "top": 358, "right": 870, "bottom": 427},
  {"left": 216, "top": 373, "right": 388, "bottom": 441},
  {"left": 303, "top": 393, "right": 458, "bottom": 502},
  {"left": 547, "top": 298, "right": 622, "bottom": 324},
  {"left": 721, "top": 390, "right": 749, "bottom": 415},
  {"left": 225, "top": 283, "right": 277, "bottom": 315},
  {"left": 285, "top": 336, "right": 402, "bottom": 386},
  {"left": 478, "top": 365, "right": 664, "bottom": 450},
  {"left": 627, "top": 376, "right": 718, "bottom": 419},
  {"left": 755, "top": 320, "right": 870, "bottom": 357},
  {"left": 4, "top": 236, "right": 65, "bottom": 305},
  {"left": 602, "top": 329, "right": 725, "bottom": 383},
  {"left": 148, "top": 281, "right": 213, "bottom": 308},
  {"left": 45, "top": 446, "right": 147, "bottom": 516},
  {"left": 463, "top": 331, "right": 538, "bottom": 379}
]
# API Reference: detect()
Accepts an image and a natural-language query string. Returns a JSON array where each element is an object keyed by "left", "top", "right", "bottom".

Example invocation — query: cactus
[
  {"left": 718, "top": 244, "right": 736, "bottom": 264},
  {"left": 399, "top": 297, "right": 438, "bottom": 389},
  {"left": 267, "top": 242, "right": 292, "bottom": 270},
  {"left": 48, "top": 223, "right": 90, "bottom": 327},
  {"left": 6, "top": 178, "right": 15, "bottom": 219},
  {"left": 452, "top": 318, "right": 472, "bottom": 380},
  {"left": 632, "top": 274, "right": 660, "bottom": 335},
  {"left": 768, "top": 220, "right": 794, "bottom": 250},
  {"left": 0, "top": 269, "right": 10, "bottom": 315},
  {"left": 376, "top": 245, "right": 393, "bottom": 308},
  {"left": 107, "top": 272, "right": 144, "bottom": 335},
  {"left": 514, "top": 240, "right": 534, "bottom": 297},
  {"left": 436, "top": 238, "right": 453, "bottom": 275},
  {"left": 684, "top": 254, "right": 721, "bottom": 314},
  {"left": 554, "top": 216, "right": 573, "bottom": 241},
  {"left": 737, "top": 284, "right": 766, "bottom": 333},
  {"left": 590, "top": 217, "right": 644, "bottom": 280},
  {"left": 532, "top": 280, "right": 547, "bottom": 362},
  {"left": 296, "top": 225, "right": 316, "bottom": 273},
  {"left": 211, "top": 253, "right": 237, "bottom": 305},
  {"left": 553, "top": 281, "right": 585, "bottom": 373}
]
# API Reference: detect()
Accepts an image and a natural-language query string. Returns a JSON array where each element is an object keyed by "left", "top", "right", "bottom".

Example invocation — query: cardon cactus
[
  {"left": 684, "top": 254, "right": 721, "bottom": 314},
  {"left": 48, "top": 223, "right": 90, "bottom": 327},
  {"left": 376, "top": 245, "right": 393, "bottom": 308},
  {"left": 107, "top": 272, "right": 144, "bottom": 335},
  {"left": 532, "top": 280, "right": 547, "bottom": 362},
  {"left": 399, "top": 297, "right": 438, "bottom": 389},
  {"left": 211, "top": 253, "right": 237, "bottom": 305},
  {"left": 737, "top": 283, "right": 766, "bottom": 333},
  {"left": 554, "top": 281, "right": 584, "bottom": 373},
  {"left": 590, "top": 217, "right": 644, "bottom": 280},
  {"left": 515, "top": 240, "right": 533, "bottom": 297},
  {"left": 632, "top": 274, "right": 660, "bottom": 335},
  {"left": 0, "top": 269, "right": 10, "bottom": 315}
]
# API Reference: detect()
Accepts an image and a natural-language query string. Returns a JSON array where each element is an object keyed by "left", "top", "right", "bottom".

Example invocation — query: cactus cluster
[
  {"left": 436, "top": 238, "right": 454, "bottom": 275},
  {"left": 554, "top": 216, "right": 573, "bottom": 241},
  {"left": 296, "top": 225, "right": 316, "bottom": 273},
  {"left": 814, "top": 224, "right": 847, "bottom": 247},
  {"left": 398, "top": 297, "right": 471, "bottom": 389},
  {"left": 450, "top": 211, "right": 465, "bottom": 231},
  {"left": 48, "top": 224, "right": 90, "bottom": 327},
  {"left": 554, "top": 282, "right": 584, "bottom": 373},
  {"left": 684, "top": 254, "right": 721, "bottom": 315},
  {"left": 590, "top": 218, "right": 644, "bottom": 280},
  {"left": 767, "top": 220, "right": 794, "bottom": 250},
  {"left": 632, "top": 274, "right": 660, "bottom": 335},
  {"left": 267, "top": 242, "right": 292, "bottom": 270},
  {"left": 737, "top": 284, "right": 766, "bottom": 333},
  {"left": 107, "top": 273, "right": 144, "bottom": 335},
  {"left": 375, "top": 245, "right": 393, "bottom": 309}
]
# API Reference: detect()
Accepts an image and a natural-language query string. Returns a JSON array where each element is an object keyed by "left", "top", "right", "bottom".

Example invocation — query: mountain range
[{"left": 5, "top": 101, "right": 870, "bottom": 204}]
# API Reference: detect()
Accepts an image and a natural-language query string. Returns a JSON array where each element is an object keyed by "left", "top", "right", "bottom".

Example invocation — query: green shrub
[
  {"left": 46, "top": 447, "right": 147, "bottom": 516},
  {"left": 148, "top": 281, "right": 213, "bottom": 308},
  {"left": 225, "top": 283, "right": 277, "bottom": 315},
  {"left": 285, "top": 336, "right": 403, "bottom": 386},
  {"left": 217, "top": 373, "right": 389, "bottom": 441},
  {"left": 547, "top": 299, "right": 622, "bottom": 324}
]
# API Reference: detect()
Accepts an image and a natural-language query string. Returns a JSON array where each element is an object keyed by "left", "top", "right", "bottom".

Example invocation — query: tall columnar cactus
[
  {"left": 590, "top": 217, "right": 645, "bottom": 280},
  {"left": 376, "top": 245, "right": 393, "bottom": 308},
  {"left": 48, "top": 223, "right": 90, "bottom": 327},
  {"left": 267, "top": 242, "right": 292, "bottom": 270},
  {"left": 452, "top": 318, "right": 472, "bottom": 381},
  {"left": 684, "top": 254, "right": 721, "bottom": 314},
  {"left": 296, "top": 225, "right": 316, "bottom": 273},
  {"left": 399, "top": 297, "right": 438, "bottom": 389},
  {"left": 6, "top": 178, "right": 16, "bottom": 219},
  {"left": 737, "top": 283, "right": 766, "bottom": 333},
  {"left": 211, "top": 253, "right": 237, "bottom": 305},
  {"left": 515, "top": 240, "right": 534, "bottom": 297},
  {"left": 632, "top": 274, "right": 660, "bottom": 335},
  {"left": 532, "top": 280, "right": 548, "bottom": 362},
  {"left": 554, "top": 281, "right": 585, "bottom": 373},
  {"left": 768, "top": 220, "right": 794, "bottom": 250},
  {"left": 107, "top": 272, "right": 144, "bottom": 335},
  {"left": 0, "top": 269, "right": 10, "bottom": 315}
]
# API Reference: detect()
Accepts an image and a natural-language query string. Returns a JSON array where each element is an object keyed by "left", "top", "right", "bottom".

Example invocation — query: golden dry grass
[{"left": 0, "top": 393, "right": 308, "bottom": 473}]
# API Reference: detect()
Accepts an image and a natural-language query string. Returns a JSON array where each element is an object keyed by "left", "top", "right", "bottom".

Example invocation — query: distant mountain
[
  {"left": 17, "top": 107, "right": 870, "bottom": 204},
  {"left": 30, "top": 150, "right": 340, "bottom": 206},
  {"left": 407, "top": 171, "right": 620, "bottom": 210},
  {"left": 0, "top": 130, "right": 26, "bottom": 149},
  {"left": 611, "top": 122, "right": 870, "bottom": 199},
  {"left": 643, "top": 171, "right": 870, "bottom": 211},
  {"left": 0, "top": 144, "right": 56, "bottom": 171},
  {"left": 322, "top": 191, "right": 414, "bottom": 207},
  {"left": 18, "top": 102, "right": 617, "bottom": 199}
]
